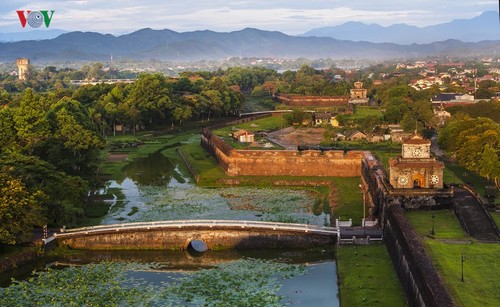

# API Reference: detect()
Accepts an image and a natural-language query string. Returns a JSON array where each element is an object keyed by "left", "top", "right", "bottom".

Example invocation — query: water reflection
[{"left": 122, "top": 151, "right": 173, "bottom": 186}]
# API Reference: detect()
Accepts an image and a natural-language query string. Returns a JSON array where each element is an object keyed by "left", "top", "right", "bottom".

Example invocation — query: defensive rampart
[
  {"left": 361, "top": 154, "right": 455, "bottom": 307},
  {"left": 201, "top": 128, "right": 362, "bottom": 177},
  {"left": 276, "top": 94, "right": 349, "bottom": 107}
]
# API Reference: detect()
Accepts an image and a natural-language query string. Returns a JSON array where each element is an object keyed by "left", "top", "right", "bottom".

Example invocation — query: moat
[{"left": 2, "top": 145, "right": 340, "bottom": 306}]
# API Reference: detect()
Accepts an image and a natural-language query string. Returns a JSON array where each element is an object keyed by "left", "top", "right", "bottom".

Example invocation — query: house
[
  {"left": 434, "top": 105, "right": 451, "bottom": 126},
  {"left": 431, "top": 93, "right": 475, "bottom": 107},
  {"left": 345, "top": 130, "right": 367, "bottom": 141},
  {"left": 314, "top": 112, "right": 339, "bottom": 127},
  {"left": 232, "top": 130, "right": 255, "bottom": 143}
]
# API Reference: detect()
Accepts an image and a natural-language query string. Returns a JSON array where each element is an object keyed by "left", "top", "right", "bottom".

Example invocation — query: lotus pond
[
  {"left": 1, "top": 248, "right": 338, "bottom": 307},
  {"left": 99, "top": 146, "right": 329, "bottom": 226},
  {"left": 2, "top": 142, "right": 341, "bottom": 306}
]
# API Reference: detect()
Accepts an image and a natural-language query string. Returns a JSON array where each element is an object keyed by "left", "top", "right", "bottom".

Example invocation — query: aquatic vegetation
[
  {"left": 0, "top": 259, "right": 305, "bottom": 307},
  {"left": 102, "top": 184, "right": 328, "bottom": 226}
]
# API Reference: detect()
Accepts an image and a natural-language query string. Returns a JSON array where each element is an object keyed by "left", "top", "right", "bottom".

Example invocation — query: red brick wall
[
  {"left": 202, "top": 129, "right": 362, "bottom": 177},
  {"left": 277, "top": 94, "right": 349, "bottom": 107}
]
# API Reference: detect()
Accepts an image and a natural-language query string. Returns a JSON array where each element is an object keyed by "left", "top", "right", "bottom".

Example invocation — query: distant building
[
  {"left": 16, "top": 58, "right": 30, "bottom": 80},
  {"left": 431, "top": 93, "right": 475, "bottom": 107},
  {"left": 433, "top": 104, "right": 451, "bottom": 126},
  {"left": 345, "top": 130, "right": 367, "bottom": 141},
  {"left": 349, "top": 81, "right": 368, "bottom": 105},
  {"left": 232, "top": 130, "right": 254, "bottom": 143},
  {"left": 389, "top": 134, "right": 444, "bottom": 189},
  {"left": 314, "top": 112, "right": 339, "bottom": 127}
]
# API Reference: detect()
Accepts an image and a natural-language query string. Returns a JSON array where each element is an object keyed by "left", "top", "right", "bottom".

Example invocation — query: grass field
[
  {"left": 444, "top": 162, "right": 494, "bottom": 196},
  {"left": 242, "top": 94, "right": 279, "bottom": 113},
  {"left": 405, "top": 210, "right": 500, "bottom": 306},
  {"left": 213, "top": 115, "right": 287, "bottom": 137},
  {"left": 337, "top": 244, "right": 407, "bottom": 306},
  {"left": 348, "top": 106, "right": 384, "bottom": 119},
  {"left": 329, "top": 177, "right": 363, "bottom": 225}
]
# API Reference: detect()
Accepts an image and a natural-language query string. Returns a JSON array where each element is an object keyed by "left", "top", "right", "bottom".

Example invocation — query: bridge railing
[{"left": 56, "top": 220, "right": 338, "bottom": 237}]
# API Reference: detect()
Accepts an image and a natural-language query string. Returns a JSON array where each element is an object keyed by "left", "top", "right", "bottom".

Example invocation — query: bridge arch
[{"left": 53, "top": 220, "right": 338, "bottom": 250}]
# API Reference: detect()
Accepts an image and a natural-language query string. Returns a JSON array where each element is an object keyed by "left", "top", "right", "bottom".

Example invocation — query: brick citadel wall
[
  {"left": 201, "top": 128, "right": 362, "bottom": 177},
  {"left": 276, "top": 94, "right": 349, "bottom": 107}
]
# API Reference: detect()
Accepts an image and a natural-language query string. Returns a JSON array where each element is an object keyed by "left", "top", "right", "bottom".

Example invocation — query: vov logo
[{"left": 17, "top": 10, "right": 55, "bottom": 28}]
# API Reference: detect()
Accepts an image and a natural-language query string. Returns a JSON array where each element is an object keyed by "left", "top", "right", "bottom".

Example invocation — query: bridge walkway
[{"left": 52, "top": 219, "right": 339, "bottom": 239}]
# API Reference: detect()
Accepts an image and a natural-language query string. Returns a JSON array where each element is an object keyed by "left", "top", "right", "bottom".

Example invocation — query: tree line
[{"left": 0, "top": 71, "right": 246, "bottom": 244}]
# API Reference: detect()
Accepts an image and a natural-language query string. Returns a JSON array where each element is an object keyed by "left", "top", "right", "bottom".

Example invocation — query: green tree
[
  {"left": 400, "top": 100, "right": 435, "bottom": 132},
  {"left": 439, "top": 115, "right": 500, "bottom": 188},
  {"left": 0, "top": 107, "right": 17, "bottom": 151},
  {"left": 13, "top": 89, "right": 51, "bottom": 153},
  {"left": 127, "top": 73, "right": 173, "bottom": 128},
  {"left": 0, "top": 168, "right": 46, "bottom": 244}
]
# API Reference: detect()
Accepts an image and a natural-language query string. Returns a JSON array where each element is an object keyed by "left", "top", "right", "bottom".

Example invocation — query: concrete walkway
[{"left": 452, "top": 187, "right": 500, "bottom": 242}]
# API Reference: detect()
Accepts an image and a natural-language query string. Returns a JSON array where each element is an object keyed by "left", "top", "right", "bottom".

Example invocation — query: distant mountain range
[
  {"left": 0, "top": 29, "right": 67, "bottom": 43},
  {"left": 302, "top": 11, "right": 500, "bottom": 44},
  {"left": 0, "top": 12, "right": 499, "bottom": 63}
]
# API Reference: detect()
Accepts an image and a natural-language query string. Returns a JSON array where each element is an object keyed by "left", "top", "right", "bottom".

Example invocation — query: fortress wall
[
  {"left": 361, "top": 154, "right": 455, "bottom": 307},
  {"left": 384, "top": 205, "right": 455, "bottom": 307},
  {"left": 202, "top": 127, "right": 455, "bottom": 306},
  {"left": 277, "top": 94, "right": 349, "bottom": 107},
  {"left": 201, "top": 128, "right": 361, "bottom": 177}
]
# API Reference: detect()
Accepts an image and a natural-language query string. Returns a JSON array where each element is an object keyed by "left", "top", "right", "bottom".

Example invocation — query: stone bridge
[{"left": 51, "top": 220, "right": 339, "bottom": 250}]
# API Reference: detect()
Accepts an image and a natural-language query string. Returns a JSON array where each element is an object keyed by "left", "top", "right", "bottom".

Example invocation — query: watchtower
[
  {"left": 16, "top": 58, "right": 30, "bottom": 80},
  {"left": 389, "top": 133, "right": 444, "bottom": 189}
]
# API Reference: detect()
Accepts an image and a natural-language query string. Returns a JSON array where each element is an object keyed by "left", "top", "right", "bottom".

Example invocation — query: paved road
[{"left": 452, "top": 187, "right": 499, "bottom": 242}]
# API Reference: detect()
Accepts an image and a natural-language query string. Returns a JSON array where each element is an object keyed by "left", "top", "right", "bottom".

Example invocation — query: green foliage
[
  {"left": 439, "top": 115, "right": 500, "bottom": 188},
  {"left": 0, "top": 152, "right": 89, "bottom": 226},
  {"left": 0, "top": 169, "right": 46, "bottom": 244},
  {"left": 0, "top": 259, "right": 305, "bottom": 306},
  {"left": 400, "top": 99, "right": 435, "bottom": 131},
  {"left": 446, "top": 100, "right": 500, "bottom": 123},
  {"left": 284, "top": 110, "right": 312, "bottom": 126},
  {"left": 165, "top": 259, "right": 305, "bottom": 306}
]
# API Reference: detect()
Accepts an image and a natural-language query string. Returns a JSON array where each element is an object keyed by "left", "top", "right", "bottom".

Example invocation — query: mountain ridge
[
  {"left": 302, "top": 11, "right": 500, "bottom": 44},
  {"left": 1, "top": 25, "right": 499, "bottom": 63}
]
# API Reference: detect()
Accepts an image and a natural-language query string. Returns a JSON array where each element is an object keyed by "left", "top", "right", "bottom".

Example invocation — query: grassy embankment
[
  {"left": 405, "top": 210, "right": 500, "bottom": 307},
  {"left": 337, "top": 244, "right": 407, "bottom": 306}
]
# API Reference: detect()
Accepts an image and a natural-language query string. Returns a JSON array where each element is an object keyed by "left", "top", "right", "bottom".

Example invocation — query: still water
[{"left": 2, "top": 147, "right": 340, "bottom": 306}]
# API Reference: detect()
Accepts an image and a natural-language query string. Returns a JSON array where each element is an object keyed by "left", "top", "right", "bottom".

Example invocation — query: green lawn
[
  {"left": 349, "top": 106, "right": 384, "bottom": 119},
  {"left": 337, "top": 244, "right": 407, "bottom": 307},
  {"left": 405, "top": 210, "right": 468, "bottom": 240},
  {"left": 242, "top": 94, "right": 279, "bottom": 113},
  {"left": 330, "top": 177, "right": 363, "bottom": 225},
  {"left": 491, "top": 212, "right": 500, "bottom": 229},
  {"left": 444, "top": 162, "right": 494, "bottom": 196},
  {"left": 405, "top": 210, "right": 500, "bottom": 307},
  {"left": 213, "top": 115, "right": 287, "bottom": 137}
]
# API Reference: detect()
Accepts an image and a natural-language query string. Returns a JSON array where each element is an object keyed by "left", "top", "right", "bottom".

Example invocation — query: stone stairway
[{"left": 452, "top": 187, "right": 500, "bottom": 242}]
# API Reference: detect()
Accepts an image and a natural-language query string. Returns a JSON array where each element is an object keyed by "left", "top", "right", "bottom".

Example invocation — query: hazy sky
[{"left": 0, "top": 1, "right": 498, "bottom": 34}]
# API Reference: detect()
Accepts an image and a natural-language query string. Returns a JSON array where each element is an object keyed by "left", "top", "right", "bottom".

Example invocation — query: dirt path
[{"left": 267, "top": 127, "right": 326, "bottom": 149}]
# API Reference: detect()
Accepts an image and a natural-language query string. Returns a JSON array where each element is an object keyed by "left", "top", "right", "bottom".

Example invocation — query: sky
[{"left": 0, "top": 0, "right": 498, "bottom": 35}]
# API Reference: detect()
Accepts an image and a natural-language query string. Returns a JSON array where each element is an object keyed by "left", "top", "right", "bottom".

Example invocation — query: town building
[
  {"left": 314, "top": 112, "right": 339, "bottom": 127},
  {"left": 349, "top": 81, "right": 368, "bottom": 105},
  {"left": 232, "top": 130, "right": 254, "bottom": 143},
  {"left": 389, "top": 134, "right": 444, "bottom": 189}
]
